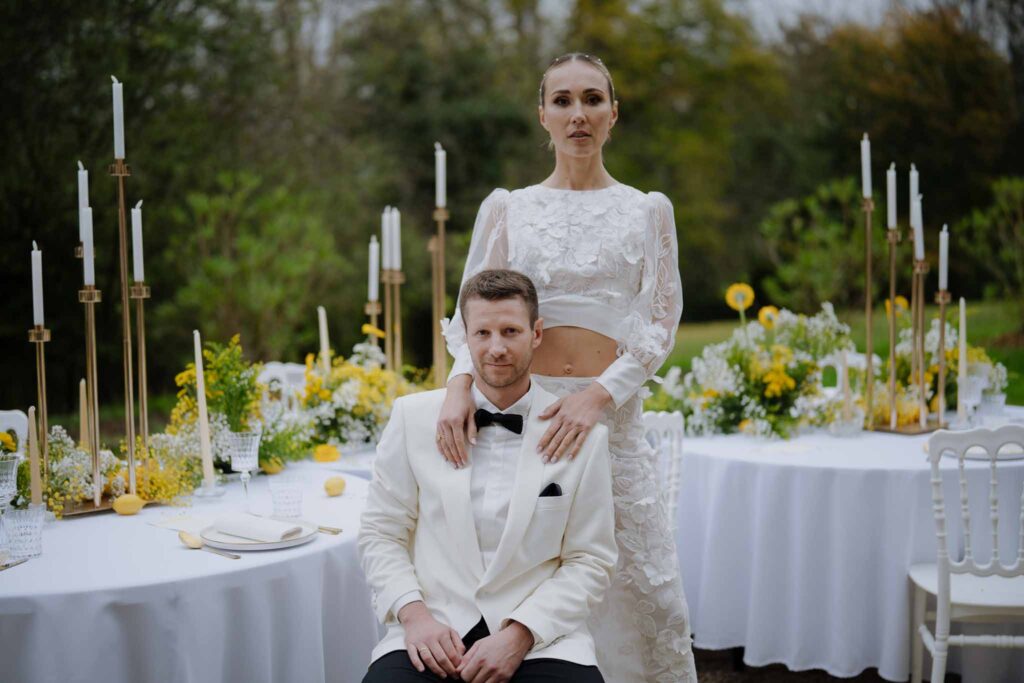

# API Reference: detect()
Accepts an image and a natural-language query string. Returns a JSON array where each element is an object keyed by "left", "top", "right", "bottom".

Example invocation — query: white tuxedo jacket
[{"left": 358, "top": 384, "right": 617, "bottom": 666}]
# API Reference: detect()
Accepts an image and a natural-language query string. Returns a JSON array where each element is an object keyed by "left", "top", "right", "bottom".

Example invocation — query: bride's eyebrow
[{"left": 550, "top": 88, "right": 605, "bottom": 96}]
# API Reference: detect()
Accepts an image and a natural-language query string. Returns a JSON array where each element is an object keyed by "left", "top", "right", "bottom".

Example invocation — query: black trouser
[{"left": 362, "top": 619, "right": 605, "bottom": 683}]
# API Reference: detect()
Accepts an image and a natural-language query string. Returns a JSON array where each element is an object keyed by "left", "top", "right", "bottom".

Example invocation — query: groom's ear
[{"left": 532, "top": 317, "right": 544, "bottom": 349}]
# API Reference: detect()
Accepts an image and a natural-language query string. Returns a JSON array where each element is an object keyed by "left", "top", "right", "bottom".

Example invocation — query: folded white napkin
[{"left": 213, "top": 513, "right": 302, "bottom": 542}]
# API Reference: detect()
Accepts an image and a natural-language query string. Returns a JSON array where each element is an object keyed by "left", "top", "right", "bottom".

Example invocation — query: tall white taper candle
[
  {"left": 31, "top": 241, "right": 44, "bottom": 326},
  {"left": 318, "top": 306, "right": 330, "bottom": 374},
  {"left": 193, "top": 330, "right": 216, "bottom": 488},
  {"left": 368, "top": 235, "right": 380, "bottom": 302},
  {"left": 909, "top": 164, "right": 919, "bottom": 205},
  {"left": 392, "top": 207, "right": 402, "bottom": 271},
  {"left": 80, "top": 208, "right": 95, "bottom": 285},
  {"left": 912, "top": 194, "right": 925, "bottom": 261},
  {"left": 131, "top": 200, "right": 144, "bottom": 282},
  {"left": 77, "top": 161, "right": 89, "bottom": 210},
  {"left": 860, "top": 133, "right": 872, "bottom": 198},
  {"left": 111, "top": 76, "right": 125, "bottom": 159},
  {"left": 886, "top": 163, "right": 896, "bottom": 228},
  {"left": 938, "top": 225, "right": 949, "bottom": 290},
  {"left": 435, "top": 142, "right": 447, "bottom": 208},
  {"left": 381, "top": 207, "right": 392, "bottom": 270}
]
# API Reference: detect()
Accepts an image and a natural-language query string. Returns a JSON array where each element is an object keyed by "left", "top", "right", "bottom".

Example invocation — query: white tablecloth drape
[
  {"left": 0, "top": 462, "right": 380, "bottom": 683},
  {"left": 677, "top": 410, "right": 1024, "bottom": 682}
]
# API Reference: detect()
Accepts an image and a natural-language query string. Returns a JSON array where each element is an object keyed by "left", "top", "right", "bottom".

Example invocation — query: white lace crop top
[{"left": 441, "top": 183, "right": 684, "bottom": 408}]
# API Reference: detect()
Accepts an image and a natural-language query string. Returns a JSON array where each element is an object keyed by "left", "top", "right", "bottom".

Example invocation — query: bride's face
[{"left": 538, "top": 61, "right": 618, "bottom": 158}]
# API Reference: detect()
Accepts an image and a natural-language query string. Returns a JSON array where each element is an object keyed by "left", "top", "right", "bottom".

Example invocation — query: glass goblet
[
  {"left": 0, "top": 455, "right": 20, "bottom": 558},
  {"left": 227, "top": 429, "right": 262, "bottom": 512}
]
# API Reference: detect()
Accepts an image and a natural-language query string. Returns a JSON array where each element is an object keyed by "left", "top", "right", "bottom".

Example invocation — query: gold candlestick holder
[
  {"left": 108, "top": 157, "right": 137, "bottom": 495},
  {"left": 914, "top": 259, "right": 929, "bottom": 429},
  {"left": 885, "top": 228, "right": 901, "bottom": 430},
  {"left": 935, "top": 289, "right": 951, "bottom": 427},
  {"left": 383, "top": 269, "right": 394, "bottom": 371},
  {"left": 862, "top": 197, "right": 875, "bottom": 429},
  {"left": 392, "top": 269, "right": 405, "bottom": 372},
  {"left": 131, "top": 282, "right": 151, "bottom": 466},
  {"left": 78, "top": 286, "right": 103, "bottom": 507},
  {"left": 430, "top": 207, "right": 450, "bottom": 387},
  {"left": 364, "top": 300, "right": 382, "bottom": 346},
  {"left": 27, "top": 325, "right": 51, "bottom": 483}
]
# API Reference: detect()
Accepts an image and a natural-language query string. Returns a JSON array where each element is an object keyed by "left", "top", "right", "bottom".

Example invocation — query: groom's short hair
[{"left": 459, "top": 269, "right": 539, "bottom": 327}]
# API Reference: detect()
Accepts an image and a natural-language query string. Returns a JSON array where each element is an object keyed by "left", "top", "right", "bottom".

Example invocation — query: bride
[{"left": 436, "top": 53, "right": 697, "bottom": 682}]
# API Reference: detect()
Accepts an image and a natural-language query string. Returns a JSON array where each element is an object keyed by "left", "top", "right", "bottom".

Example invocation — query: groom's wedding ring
[{"left": 418, "top": 645, "right": 430, "bottom": 653}]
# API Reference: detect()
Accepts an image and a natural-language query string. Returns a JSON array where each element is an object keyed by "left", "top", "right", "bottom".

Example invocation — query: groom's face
[{"left": 464, "top": 297, "right": 543, "bottom": 389}]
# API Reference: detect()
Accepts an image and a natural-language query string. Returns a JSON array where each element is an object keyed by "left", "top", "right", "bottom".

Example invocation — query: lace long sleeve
[
  {"left": 440, "top": 189, "right": 511, "bottom": 381},
  {"left": 596, "top": 192, "right": 684, "bottom": 408}
]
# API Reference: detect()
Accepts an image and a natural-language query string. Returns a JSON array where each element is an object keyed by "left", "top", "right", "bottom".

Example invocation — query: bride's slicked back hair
[{"left": 538, "top": 53, "right": 616, "bottom": 105}]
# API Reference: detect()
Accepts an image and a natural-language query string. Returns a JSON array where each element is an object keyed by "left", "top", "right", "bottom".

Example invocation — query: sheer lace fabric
[
  {"left": 441, "top": 184, "right": 695, "bottom": 682},
  {"left": 535, "top": 375, "right": 696, "bottom": 683},
  {"left": 441, "top": 184, "right": 684, "bottom": 409}
]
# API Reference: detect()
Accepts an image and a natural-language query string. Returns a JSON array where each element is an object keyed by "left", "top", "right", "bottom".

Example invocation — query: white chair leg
[
  {"left": 911, "top": 586, "right": 925, "bottom": 683},
  {"left": 930, "top": 605, "right": 950, "bottom": 683}
]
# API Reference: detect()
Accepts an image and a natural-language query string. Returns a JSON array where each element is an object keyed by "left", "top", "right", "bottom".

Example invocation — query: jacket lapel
[
  {"left": 440, "top": 461, "right": 486, "bottom": 581},
  {"left": 479, "top": 384, "right": 556, "bottom": 587}
]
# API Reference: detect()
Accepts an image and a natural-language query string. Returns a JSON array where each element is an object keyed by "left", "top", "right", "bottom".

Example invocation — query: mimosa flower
[
  {"left": 725, "top": 283, "right": 755, "bottom": 312},
  {"left": 758, "top": 306, "right": 780, "bottom": 329},
  {"left": 885, "top": 296, "right": 909, "bottom": 319}
]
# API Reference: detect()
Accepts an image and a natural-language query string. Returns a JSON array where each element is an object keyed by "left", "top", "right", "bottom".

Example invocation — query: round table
[
  {"left": 0, "top": 461, "right": 380, "bottom": 683},
  {"left": 676, "top": 408, "right": 1024, "bottom": 682}
]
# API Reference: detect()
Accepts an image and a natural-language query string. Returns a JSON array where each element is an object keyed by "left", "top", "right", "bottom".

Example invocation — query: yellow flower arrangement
[{"left": 758, "top": 306, "right": 780, "bottom": 330}]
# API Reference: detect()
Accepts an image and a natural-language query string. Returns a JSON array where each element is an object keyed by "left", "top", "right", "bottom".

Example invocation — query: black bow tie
[{"left": 474, "top": 408, "right": 524, "bottom": 435}]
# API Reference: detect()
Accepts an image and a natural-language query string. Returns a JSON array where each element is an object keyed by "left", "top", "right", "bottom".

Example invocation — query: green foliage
[
  {"left": 760, "top": 178, "right": 887, "bottom": 312},
  {"left": 172, "top": 334, "right": 261, "bottom": 432},
  {"left": 958, "top": 177, "right": 1024, "bottom": 329}
]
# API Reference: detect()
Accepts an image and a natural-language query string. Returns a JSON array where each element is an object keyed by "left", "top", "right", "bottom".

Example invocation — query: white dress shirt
[{"left": 392, "top": 382, "right": 534, "bottom": 618}]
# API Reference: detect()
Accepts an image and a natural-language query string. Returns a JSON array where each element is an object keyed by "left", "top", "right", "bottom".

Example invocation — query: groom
[{"left": 359, "top": 269, "right": 616, "bottom": 682}]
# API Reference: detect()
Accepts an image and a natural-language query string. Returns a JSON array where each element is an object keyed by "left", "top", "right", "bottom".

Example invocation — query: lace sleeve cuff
[
  {"left": 447, "top": 345, "right": 473, "bottom": 382},
  {"left": 595, "top": 353, "right": 648, "bottom": 409}
]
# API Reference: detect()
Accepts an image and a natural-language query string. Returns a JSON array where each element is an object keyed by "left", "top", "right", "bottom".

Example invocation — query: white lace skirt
[{"left": 533, "top": 375, "right": 697, "bottom": 683}]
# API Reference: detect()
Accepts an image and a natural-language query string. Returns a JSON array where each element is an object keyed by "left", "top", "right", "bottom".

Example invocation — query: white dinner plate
[{"left": 200, "top": 521, "right": 318, "bottom": 551}]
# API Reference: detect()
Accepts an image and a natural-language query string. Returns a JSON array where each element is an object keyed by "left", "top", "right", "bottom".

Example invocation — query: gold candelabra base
[
  {"left": 78, "top": 286, "right": 103, "bottom": 505},
  {"left": 935, "top": 289, "right": 951, "bottom": 428},
  {"left": 430, "top": 207, "right": 450, "bottom": 388},
  {"left": 364, "top": 300, "right": 382, "bottom": 347},
  {"left": 27, "top": 326, "right": 50, "bottom": 485},
  {"left": 131, "top": 282, "right": 151, "bottom": 461},
  {"left": 382, "top": 269, "right": 405, "bottom": 372},
  {"left": 109, "top": 157, "right": 137, "bottom": 495},
  {"left": 885, "top": 228, "right": 901, "bottom": 430},
  {"left": 862, "top": 197, "right": 875, "bottom": 430}
]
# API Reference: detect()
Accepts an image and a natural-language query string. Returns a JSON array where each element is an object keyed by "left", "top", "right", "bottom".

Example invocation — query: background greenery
[{"left": 3, "top": 0, "right": 1023, "bottom": 416}]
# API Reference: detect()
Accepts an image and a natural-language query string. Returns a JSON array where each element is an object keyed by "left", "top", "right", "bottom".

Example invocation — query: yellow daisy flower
[
  {"left": 725, "top": 283, "right": 755, "bottom": 312},
  {"left": 758, "top": 306, "right": 780, "bottom": 329}
]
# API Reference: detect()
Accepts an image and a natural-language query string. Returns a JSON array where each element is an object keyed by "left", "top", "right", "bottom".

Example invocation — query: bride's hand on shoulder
[
  {"left": 536, "top": 383, "right": 612, "bottom": 463},
  {"left": 437, "top": 374, "right": 477, "bottom": 469}
]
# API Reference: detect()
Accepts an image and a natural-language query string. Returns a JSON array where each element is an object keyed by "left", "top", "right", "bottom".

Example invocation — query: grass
[{"left": 666, "top": 300, "right": 1024, "bottom": 405}]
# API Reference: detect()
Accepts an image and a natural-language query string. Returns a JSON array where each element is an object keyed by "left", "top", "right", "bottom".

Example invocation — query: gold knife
[{"left": 0, "top": 558, "right": 29, "bottom": 572}]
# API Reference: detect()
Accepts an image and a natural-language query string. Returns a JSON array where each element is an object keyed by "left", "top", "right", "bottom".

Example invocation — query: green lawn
[{"left": 666, "top": 300, "right": 1024, "bottom": 405}]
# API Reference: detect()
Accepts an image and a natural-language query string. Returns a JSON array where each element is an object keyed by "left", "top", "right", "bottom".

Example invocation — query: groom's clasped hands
[{"left": 400, "top": 602, "right": 534, "bottom": 682}]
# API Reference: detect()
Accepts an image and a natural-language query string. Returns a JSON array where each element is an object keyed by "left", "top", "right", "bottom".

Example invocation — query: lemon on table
[
  {"left": 262, "top": 457, "right": 285, "bottom": 475},
  {"left": 313, "top": 444, "right": 341, "bottom": 462},
  {"left": 324, "top": 476, "right": 347, "bottom": 497},
  {"left": 113, "top": 494, "right": 145, "bottom": 516}
]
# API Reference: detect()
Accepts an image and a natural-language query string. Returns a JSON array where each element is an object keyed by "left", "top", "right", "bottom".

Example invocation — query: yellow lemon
[
  {"left": 113, "top": 494, "right": 146, "bottom": 516},
  {"left": 324, "top": 476, "right": 347, "bottom": 497},
  {"left": 262, "top": 457, "right": 285, "bottom": 475},
  {"left": 313, "top": 444, "right": 341, "bottom": 462}
]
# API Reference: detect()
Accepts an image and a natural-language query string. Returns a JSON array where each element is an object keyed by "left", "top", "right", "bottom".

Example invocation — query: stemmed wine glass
[{"left": 228, "top": 427, "right": 262, "bottom": 512}]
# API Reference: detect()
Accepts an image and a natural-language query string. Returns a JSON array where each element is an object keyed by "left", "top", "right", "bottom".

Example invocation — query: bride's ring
[{"left": 436, "top": 434, "right": 444, "bottom": 442}]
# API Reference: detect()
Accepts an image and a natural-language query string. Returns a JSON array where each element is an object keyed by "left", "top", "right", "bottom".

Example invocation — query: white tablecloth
[
  {"left": 677, "top": 409, "right": 1024, "bottom": 682},
  {"left": 0, "top": 461, "right": 379, "bottom": 683}
]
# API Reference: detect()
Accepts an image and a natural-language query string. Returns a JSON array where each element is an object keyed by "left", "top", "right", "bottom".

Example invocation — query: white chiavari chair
[{"left": 909, "top": 426, "right": 1024, "bottom": 683}]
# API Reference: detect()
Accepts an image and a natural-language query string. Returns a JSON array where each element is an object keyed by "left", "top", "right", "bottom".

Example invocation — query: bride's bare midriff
[{"left": 530, "top": 326, "right": 618, "bottom": 378}]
